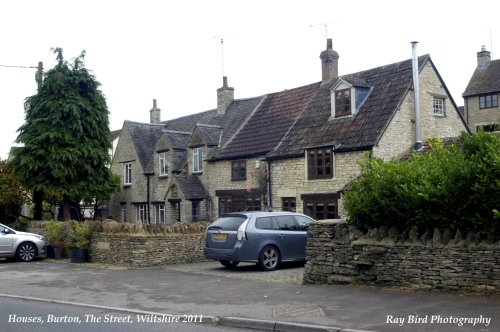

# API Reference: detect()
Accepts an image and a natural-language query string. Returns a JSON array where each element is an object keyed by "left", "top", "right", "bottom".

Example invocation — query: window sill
[
  {"left": 192, "top": 172, "right": 203, "bottom": 175},
  {"left": 231, "top": 178, "right": 247, "bottom": 182},
  {"left": 158, "top": 175, "right": 169, "bottom": 179},
  {"left": 123, "top": 184, "right": 132, "bottom": 188},
  {"left": 307, "top": 177, "right": 335, "bottom": 182}
]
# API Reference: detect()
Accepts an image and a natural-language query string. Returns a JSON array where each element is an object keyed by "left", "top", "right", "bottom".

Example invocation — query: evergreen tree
[{"left": 14, "top": 48, "right": 119, "bottom": 221}]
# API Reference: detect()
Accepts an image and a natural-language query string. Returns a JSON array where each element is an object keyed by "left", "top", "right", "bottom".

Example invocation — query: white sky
[{"left": 1, "top": 0, "right": 499, "bottom": 160}]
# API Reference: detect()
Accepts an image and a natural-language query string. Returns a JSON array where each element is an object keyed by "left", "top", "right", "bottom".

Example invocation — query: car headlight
[{"left": 35, "top": 235, "right": 45, "bottom": 241}]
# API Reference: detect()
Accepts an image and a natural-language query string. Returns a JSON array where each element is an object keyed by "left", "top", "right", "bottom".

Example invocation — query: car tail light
[{"left": 237, "top": 219, "right": 249, "bottom": 241}]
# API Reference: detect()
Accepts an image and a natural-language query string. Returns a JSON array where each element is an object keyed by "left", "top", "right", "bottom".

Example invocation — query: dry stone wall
[{"left": 304, "top": 220, "right": 500, "bottom": 291}]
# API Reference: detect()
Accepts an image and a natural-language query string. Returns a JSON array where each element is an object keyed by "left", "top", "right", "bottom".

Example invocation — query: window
[
  {"left": 231, "top": 160, "right": 246, "bottom": 181},
  {"left": 282, "top": 197, "right": 296, "bottom": 212},
  {"left": 158, "top": 152, "right": 168, "bottom": 176},
  {"left": 476, "top": 123, "right": 500, "bottom": 132},
  {"left": 335, "top": 88, "right": 351, "bottom": 116},
  {"left": 154, "top": 204, "right": 165, "bottom": 224},
  {"left": 479, "top": 94, "right": 498, "bottom": 109},
  {"left": 124, "top": 162, "right": 132, "bottom": 185},
  {"left": 294, "top": 215, "right": 314, "bottom": 231},
  {"left": 433, "top": 98, "right": 445, "bottom": 116},
  {"left": 255, "top": 217, "right": 275, "bottom": 230},
  {"left": 136, "top": 204, "right": 147, "bottom": 223},
  {"left": 275, "top": 215, "right": 297, "bottom": 231},
  {"left": 303, "top": 194, "right": 338, "bottom": 220},
  {"left": 192, "top": 147, "right": 203, "bottom": 173},
  {"left": 308, "top": 147, "right": 333, "bottom": 179}
]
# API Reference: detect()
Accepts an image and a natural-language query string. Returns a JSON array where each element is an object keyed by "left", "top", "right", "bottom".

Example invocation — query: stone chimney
[
  {"left": 150, "top": 99, "right": 161, "bottom": 124},
  {"left": 477, "top": 45, "right": 491, "bottom": 68},
  {"left": 217, "top": 76, "right": 234, "bottom": 115},
  {"left": 320, "top": 38, "right": 339, "bottom": 81}
]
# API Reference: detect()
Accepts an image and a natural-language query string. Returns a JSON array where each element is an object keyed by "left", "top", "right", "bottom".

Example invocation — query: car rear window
[
  {"left": 208, "top": 216, "right": 247, "bottom": 231},
  {"left": 255, "top": 217, "right": 274, "bottom": 230}
]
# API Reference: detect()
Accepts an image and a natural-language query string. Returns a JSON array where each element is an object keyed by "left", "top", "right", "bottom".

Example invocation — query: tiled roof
[
  {"left": 175, "top": 174, "right": 207, "bottom": 199},
  {"left": 162, "top": 110, "right": 215, "bottom": 132},
  {"left": 463, "top": 59, "right": 500, "bottom": 97},
  {"left": 214, "top": 82, "right": 322, "bottom": 160},
  {"left": 268, "top": 55, "right": 431, "bottom": 158},
  {"left": 195, "top": 124, "right": 223, "bottom": 147},
  {"left": 126, "top": 121, "right": 164, "bottom": 173},
  {"left": 163, "top": 130, "right": 191, "bottom": 150},
  {"left": 110, "top": 129, "right": 121, "bottom": 142}
]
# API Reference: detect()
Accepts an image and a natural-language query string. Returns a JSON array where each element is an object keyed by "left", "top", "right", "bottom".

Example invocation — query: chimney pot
[
  {"left": 320, "top": 39, "right": 339, "bottom": 81},
  {"left": 223, "top": 76, "right": 228, "bottom": 88},
  {"left": 150, "top": 99, "right": 161, "bottom": 124}
]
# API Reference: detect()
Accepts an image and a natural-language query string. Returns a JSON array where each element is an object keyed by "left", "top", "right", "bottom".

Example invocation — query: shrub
[
  {"left": 45, "top": 220, "right": 65, "bottom": 247},
  {"left": 68, "top": 221, "right": 92, "bottom": 248},
  {"left": 343, "top": 132, "right": 500, "bottom": 236}
]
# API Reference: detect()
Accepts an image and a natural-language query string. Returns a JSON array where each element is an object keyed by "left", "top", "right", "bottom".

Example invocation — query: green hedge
[{"left": 343, "top": 132, "right": 500, "bottom": 236}]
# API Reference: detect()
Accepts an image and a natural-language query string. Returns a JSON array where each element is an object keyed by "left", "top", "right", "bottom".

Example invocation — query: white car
[{"left": 0, "top": 223, "right": 46, "bottom": 262}]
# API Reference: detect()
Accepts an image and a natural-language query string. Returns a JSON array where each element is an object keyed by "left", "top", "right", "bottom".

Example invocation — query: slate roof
[
  {"left": 214, "top": 82, "right": 321, "bottom": 160},
  {"left": 463, "top": 59, "right": 500, "bottom": 97},
  {"left": 195, "top": 124, "right": 223, "bottom": 147},
  {"left": 163, "top": 130, "right": 191, "bottom": 150},
  {"left": 175, "top": 174, "right": 207, "bottom": 200},
  {"left": 126, "top": 121, "right": 164, "bottom": 173},
  {"left": 110, "top": 129, "right": 121, "bottom": 142},
  {"left": 268, "top": 55, "right": 431, "bottom": 158}
]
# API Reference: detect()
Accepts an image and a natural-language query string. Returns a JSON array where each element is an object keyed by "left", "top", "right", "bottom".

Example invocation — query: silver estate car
[
  {"left": 204, "top": 212, "right": 315, "bottom": 271},
  {"left": 0, "top": 223, "right": 46, "bottom": 262}
]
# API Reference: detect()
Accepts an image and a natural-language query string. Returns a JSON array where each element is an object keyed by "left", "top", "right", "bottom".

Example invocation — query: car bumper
[{"left": 203, "top": 243, "right": 257, "bottom": 263}]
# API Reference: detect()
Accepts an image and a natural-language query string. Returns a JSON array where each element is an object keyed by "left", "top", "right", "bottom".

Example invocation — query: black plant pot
[
  {"left": 46, "top": 245, "right": 55, "bottom": 259},
  {"left": 71, "top": 248, "right": 89, "bottom": 263},
  {"left": 53, "top": 247, "right": 64, "bottom": 259}
]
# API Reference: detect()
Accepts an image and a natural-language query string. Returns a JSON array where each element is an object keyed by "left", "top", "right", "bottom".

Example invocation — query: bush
[
  {"left": 68, "top": 221, "right": 92, "bottom": 248},
  {"left": 343, "top": 132, "right": 500, "bottom": 236},
  {"left": 45, "top": 220, "right": 65, "bottom": 247}
]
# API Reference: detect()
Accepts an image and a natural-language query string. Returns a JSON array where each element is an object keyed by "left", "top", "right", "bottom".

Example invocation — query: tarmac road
[{"left": 0, "top": 259, "right": 498, "bottom": 331}]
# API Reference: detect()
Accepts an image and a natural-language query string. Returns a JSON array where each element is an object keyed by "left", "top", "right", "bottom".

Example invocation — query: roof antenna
[
  {"left": 213, "top": 36, "right": 232, "bottom": 77},
  {"left": 309, "top": 20, "right": 342, "bottom": 39}
]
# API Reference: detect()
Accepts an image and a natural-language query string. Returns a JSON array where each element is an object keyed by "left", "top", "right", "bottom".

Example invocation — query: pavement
[{"left": 0, "top": 259, "right": 499, "bottom": 332}]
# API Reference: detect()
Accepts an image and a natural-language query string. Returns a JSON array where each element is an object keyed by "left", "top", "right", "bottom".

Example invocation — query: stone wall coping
[{"left": 315, "top": 219, "right": 347, "bottom": 225}]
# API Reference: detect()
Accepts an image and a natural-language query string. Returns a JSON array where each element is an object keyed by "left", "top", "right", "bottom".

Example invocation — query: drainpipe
[
  {"left": 146, "top": 174, "right": 151, "bottom": 224},
  {"left": 267, "top": 159, "right": 273, "bottom": 212},
  {"left": 411, "top": 41, "right": 422, "bottom": 150}
]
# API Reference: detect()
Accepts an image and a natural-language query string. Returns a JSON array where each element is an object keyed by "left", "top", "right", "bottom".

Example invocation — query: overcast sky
[{"left": 1, "top": 0, "right": 499, "bottom": 159}]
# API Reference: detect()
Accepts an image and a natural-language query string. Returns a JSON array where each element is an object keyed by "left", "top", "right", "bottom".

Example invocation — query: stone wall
[
  {"left": 304, "top": 220, "right": 500, "bottom": 291},
  {"left": 90, "top": 232, "right": 206, "bottom": 267}
]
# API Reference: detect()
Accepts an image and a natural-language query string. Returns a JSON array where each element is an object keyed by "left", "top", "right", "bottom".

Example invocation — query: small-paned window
[
  {"left": 479, "top": 94, "right": 498, "bottom": 109},
  {"left": 136, "top": 204, "right": 147, "bottom": 223},
  {"left": 304, "top": 198, "right": 338, "bottom": 220},
  {"left": 433, "top": 98, "right": 445, "bottom": 116},
  {"left": 282, "top": 197, "right": 296, "bottom": 212},
  {"left": 231, "top": 160, "right": 246, "bottom": 181},
  {"left": 124, "top": 162, "right": 132, "bottom": 185},
  {"left": 335, "top": 88, "right": 351, "bottom": 116},
  {"left": 308, "top": 147, "right": 334, "bottom": 179},
  {"left": 158, "top": 152, "right": 168, "bottom": 176},
  {"left": 154, "top": 204, "right": 165, "bottom": 224},
  {"left": 192, "top": 147, "right": 203, "bottom": 173}
]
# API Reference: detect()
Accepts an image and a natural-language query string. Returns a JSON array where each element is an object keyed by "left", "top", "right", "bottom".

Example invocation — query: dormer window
[
  {"left": 192, "top": 147, "right": 203, "bottom": 173},
  {"left": 158, "top": 152, "right": 168, "bottom": 176},
  {"left": 335, "top": 88, "right": 351, "bottom": 116}
]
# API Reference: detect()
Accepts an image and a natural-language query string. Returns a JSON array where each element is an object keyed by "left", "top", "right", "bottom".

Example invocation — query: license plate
[{"left": 213, "top": 233, "right": 227, "bottom": 240}]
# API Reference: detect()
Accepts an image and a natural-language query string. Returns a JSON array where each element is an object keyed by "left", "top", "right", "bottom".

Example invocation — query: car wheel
[
  {"left": 258, "top": 246, "right": 280, "bottom": 271},
  {"left": 16, "top": 242, "right": 37, "bottom": 262},
  {"left": 219, "top": 260, "right": 240, "bottom": 268}
]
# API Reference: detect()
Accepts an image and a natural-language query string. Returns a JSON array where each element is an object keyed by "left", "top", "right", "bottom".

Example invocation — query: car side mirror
[{"left": 1, "top": 229, "right": 10, "bottom": 234}]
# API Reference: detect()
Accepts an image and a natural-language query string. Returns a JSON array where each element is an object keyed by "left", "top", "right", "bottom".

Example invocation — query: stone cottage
[
  {"left": 463, "top": 46, "right": 500, "bottom": 133},
  {"left": 108, "top": 40, "right": 468, "bottom": 223}
]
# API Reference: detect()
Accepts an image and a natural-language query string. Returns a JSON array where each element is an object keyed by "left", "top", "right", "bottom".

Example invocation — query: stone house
[
  {"left": 108, "top": 40, "right": 468, "bottom": 223},
  {"left": 463, "top": 46, "right": 500, "bottom": 133}
]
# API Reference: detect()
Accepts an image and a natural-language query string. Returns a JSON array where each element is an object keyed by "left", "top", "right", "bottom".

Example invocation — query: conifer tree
[{"left": 14, "top": 48, "right": 119, "bottom": 220}]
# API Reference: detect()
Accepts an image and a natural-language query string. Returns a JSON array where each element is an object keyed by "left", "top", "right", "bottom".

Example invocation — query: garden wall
[
  {"left": 90, "top": 233, "right": 206, "bottom": 267},
  {"left": 304, "top": 220, "right": 500, "bottom": 291}
]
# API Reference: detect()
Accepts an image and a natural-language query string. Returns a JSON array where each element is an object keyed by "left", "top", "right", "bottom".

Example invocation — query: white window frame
[
  {"left": 136, "top": 204, "right": 147, "bottom": 223},
  {"left": 433, "top": 98, "right": 445, "bottom": 116},
  {"left": 158, "top": 152, "right": 168, "bottom": 176},
  {"left": 124, "top": 162, "right": 132, "bottom": 185},
  {"left": 192, "top": 147, "right": 203, "bottom": 173},
  {"left": 154, "top": 204, "right": 166, "bottom": 224}
]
